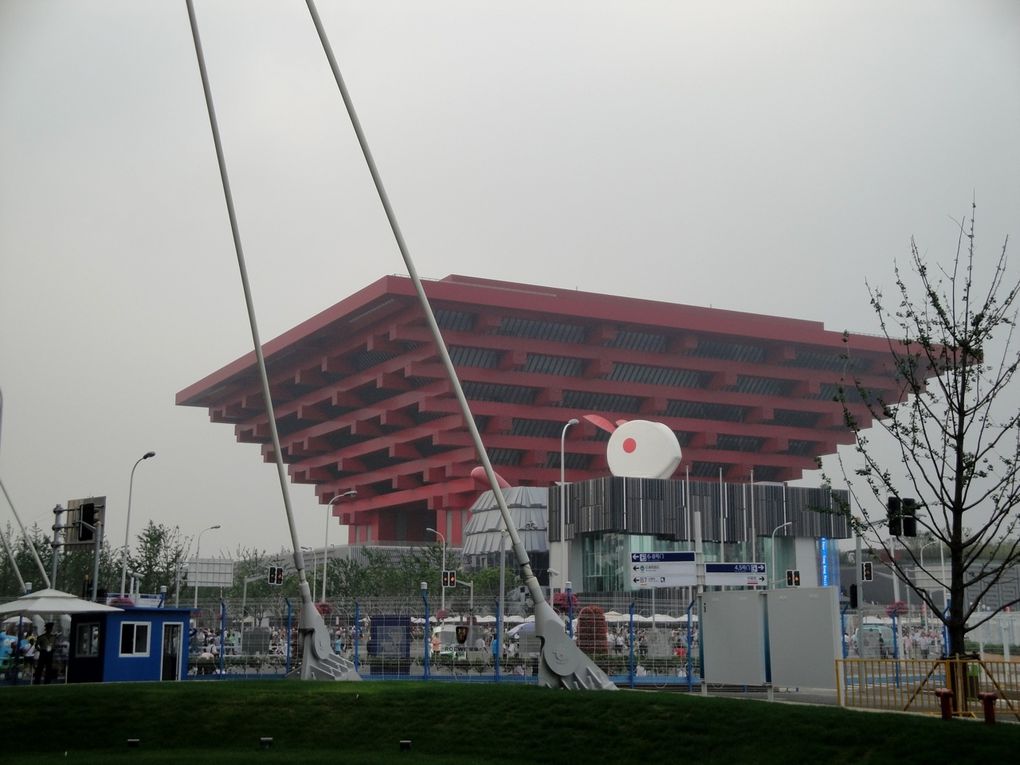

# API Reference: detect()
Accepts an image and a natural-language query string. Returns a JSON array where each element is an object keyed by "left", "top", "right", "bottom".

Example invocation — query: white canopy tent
[{"left": 0, "top": 588, "right": 123, "bottom": 617}]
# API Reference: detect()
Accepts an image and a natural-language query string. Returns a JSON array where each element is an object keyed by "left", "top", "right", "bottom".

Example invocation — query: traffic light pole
[
  {"left": 240, "top": 573, "right": 263, "bottom": 658},
  {"left": 854, "top": 530, "right": 863, "bottom": 645}
]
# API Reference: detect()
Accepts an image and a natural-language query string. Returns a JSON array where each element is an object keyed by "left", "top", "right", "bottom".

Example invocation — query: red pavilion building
[{"left": 176, "top": 274, "right": 906, "bottom": 548}]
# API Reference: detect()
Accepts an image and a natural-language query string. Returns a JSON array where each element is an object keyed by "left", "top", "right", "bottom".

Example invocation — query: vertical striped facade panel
[{"left": 551, "top": 477, "right": 849, "bottom": 542}]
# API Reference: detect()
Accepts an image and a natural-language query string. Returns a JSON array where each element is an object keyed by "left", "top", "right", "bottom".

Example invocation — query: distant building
[{"left": 177, "top": 274, "right": 911, "bottom": 549}]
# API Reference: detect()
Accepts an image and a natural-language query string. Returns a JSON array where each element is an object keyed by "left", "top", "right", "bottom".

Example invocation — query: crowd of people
[{"left": 1, "top": 620, "right": 66, "bottom": 684}]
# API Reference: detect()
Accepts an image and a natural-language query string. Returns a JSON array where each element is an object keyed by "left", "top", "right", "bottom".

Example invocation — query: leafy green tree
[
  {"left": 835, "top": 204, "right": 1019, "bottom": 656},
  {"left": 126, "top": 521, "right": 186, "bottom": 596}
]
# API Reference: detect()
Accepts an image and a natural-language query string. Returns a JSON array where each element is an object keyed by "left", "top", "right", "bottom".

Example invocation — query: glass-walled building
[{"left": 551, "top": 476, "right": 849, "bottom": 595}]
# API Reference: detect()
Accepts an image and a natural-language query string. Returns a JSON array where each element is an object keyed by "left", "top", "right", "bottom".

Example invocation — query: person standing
[{"left": 33, "top": 622, "right": 56, "bottom": 685}]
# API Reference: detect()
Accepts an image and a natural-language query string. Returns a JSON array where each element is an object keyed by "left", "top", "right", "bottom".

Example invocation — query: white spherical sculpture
[{"left": 606, "top": 420, "right": 682, "bottom": 479}]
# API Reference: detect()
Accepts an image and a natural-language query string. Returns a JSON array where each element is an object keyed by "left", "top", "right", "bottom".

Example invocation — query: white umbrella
[{"left": 0, "top": 588, "right": 123, "bottom": 617}]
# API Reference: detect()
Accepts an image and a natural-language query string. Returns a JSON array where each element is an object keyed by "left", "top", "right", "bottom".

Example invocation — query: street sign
[
  {"left": 705, "top": 562, "right": 767, "bottom": 587},
  {"left": 629, "top": 551, "right": 697, "bottom": 589},
  {"left": 64, "top": 496, "right": 107, "bottom": 546}
]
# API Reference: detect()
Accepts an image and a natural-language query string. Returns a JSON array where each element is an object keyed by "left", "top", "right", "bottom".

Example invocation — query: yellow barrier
[{"left": 835, "top": 658, "right": 1020, "bottom": 720}]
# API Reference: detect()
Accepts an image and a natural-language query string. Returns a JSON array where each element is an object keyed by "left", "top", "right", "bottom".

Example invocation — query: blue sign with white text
[
  {"left": 631, "top": 551, "right": 696, "bottom": 563},
  {"left": 705, "top": 562, "right": 766, "bottom": 573}
]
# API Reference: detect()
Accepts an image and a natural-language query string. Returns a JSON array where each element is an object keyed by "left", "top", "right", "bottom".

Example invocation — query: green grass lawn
[{"left": 4, "top": 681, "right": 1018, "bottom": 764}]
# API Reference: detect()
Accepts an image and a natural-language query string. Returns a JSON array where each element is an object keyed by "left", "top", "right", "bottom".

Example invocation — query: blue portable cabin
[{"left": 67, "top": 606, "right": 191, "bottom": 683}]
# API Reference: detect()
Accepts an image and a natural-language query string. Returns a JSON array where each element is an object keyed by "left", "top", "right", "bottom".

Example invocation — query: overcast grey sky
[{"left": 1, "top": 0, "right": 1018, "bottom": 561}]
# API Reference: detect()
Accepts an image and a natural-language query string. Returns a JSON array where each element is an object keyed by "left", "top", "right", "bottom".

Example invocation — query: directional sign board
[
  {"left": 629, "top": 551, "right": 696, "bottom": 589},
  {"left": 705, "top": 562, "right": 767, "bottom": 587}
]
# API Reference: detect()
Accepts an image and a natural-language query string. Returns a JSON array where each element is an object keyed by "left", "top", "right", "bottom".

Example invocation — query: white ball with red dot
[{"left": 606, "top": 420, "right": 682, "bottom": 479}]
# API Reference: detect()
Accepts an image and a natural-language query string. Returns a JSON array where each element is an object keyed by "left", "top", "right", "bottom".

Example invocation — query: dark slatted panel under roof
[
  {"left": 666, "top": 400, "right": 746, "bottom": 422},
  {"left": 819, "top": 382, "right": 866, "bottom": 403},
  {"left": 488, "top": 448, "right": 522, "bottom": 466},
  {"left": 358, "top": 386, "right": 394, "bottom": 405},
  {"left": 734, "top": 375, "right": 792, "bottom": 396},
  {"left": 753, "top": 466, "right": 783, "bottom": 482},
  {"left": 511, "top": 419, "right": 565, "bottom": 438},
  {"left": 716, "top": 434, "right": 767, "bottom": 453},
  {"left": 462, "top": 381, "right": 537, "bottom": 405},
  {"left": 409, "top": 410, "right": 446, "bottom": 425},
  {"left": 350, "top": 349, "right": 401, "bottom": 371},
  {"left": 608, "top": 329, "right": 668, "bottom": 352},
  {"left": 787, "top": 439, "right": 816, "bottom": 455},
  {"left": 435, "top": 308, "right": 475, "bottom": 331},
  {"left": 448, "top": 346, "right": 502, "bottom": 368},
  {"left": 524, "top": 354, "right": 585, "bottom": 377},
  {"left": 562, "top": 390, "right": 641, "bottom": 413},
  {"left": 786, "top": 347, "right": 849, "bottom": 372},
  {"left": 690, "top": 461, "right": 727, "bottom": 477},
  {"left": 608, "top": 363, "right": 707, "bottom": 388},
  {"left": 546, "top": 452, "right": 591, "bottom": 470},
  {"left": 497, "top": 316, "right": 587, "bottom": 343},
  {"left": 773, "top": 409, "right": 822, "bottom": 427},
  {"left": 692, "top": 338, "right": 766, "bottom": 363}
]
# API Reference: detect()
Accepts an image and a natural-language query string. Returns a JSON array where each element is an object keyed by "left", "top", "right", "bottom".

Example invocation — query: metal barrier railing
[
  {"left": 836, "top": 658, "right": 1020, "bottom": 720},
  {"left": 181, "top": 596, "right": 701, "bottom": 686}
]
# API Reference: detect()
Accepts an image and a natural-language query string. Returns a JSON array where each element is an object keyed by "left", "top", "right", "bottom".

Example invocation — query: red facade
[{"left": 176, "top": 274, "right": 906, "bottom": 546}]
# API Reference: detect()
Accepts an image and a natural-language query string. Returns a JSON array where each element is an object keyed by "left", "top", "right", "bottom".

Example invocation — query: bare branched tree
[{"left": 835, "top": 202, "right": 1019, "bottom": 656}]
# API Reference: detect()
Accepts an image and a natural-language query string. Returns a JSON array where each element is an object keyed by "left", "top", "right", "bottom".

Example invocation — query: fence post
[
  {"left": 354, "top": 600, "right": 361, "bottom": 673},
  {"left": 419, "top": 593, "right": 429, "bottom": 681},
  {"left": 494, "top": 598, "right": 501, "bottom": 683},
  {"left": 686, "top": 599, "right": 696, "bottom": 692},
  {"left": 284, "top": 598, "right": 292, "bottom": 675},
  {"left": 219, "top": 600, "right": 227, "bottom": 677},
  {"left": 628, "top": 600, "right": 636, "bottom": 689}
]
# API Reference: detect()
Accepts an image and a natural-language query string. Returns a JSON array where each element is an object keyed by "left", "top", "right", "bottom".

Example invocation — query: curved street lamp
[
  {"left": 120, "top": 451, "right": 156, "bottom": 596},
  {"left": 559, "top": 418, "right": 579, "bottom": 594},
  {"left": 425, "top": 527, "right": 446, "bottom": 612},
  {"left": 193, "top": 524, "right": 221, "bottom": 609},
  {"left": 322, "top": 490, "right": 356, "bottom": 602},
  {"left": 770, "top": 521, "right": 793, "bottom": 588}
]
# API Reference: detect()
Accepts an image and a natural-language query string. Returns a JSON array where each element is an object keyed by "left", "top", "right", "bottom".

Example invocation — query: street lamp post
[
  {"left": 770, "top": 521, "right": 793, "bottom": 588},
  {"left": 559, "top": 418, "right": 579, "bottom": 594},
  {"left": 193, "top": 524, "right": 221, "bottom": 609},
  {"left": 120, "top": 451, "right": 156, "bottom": 596},
  {"left": 323, "top": 490, "right": 356, "bottom": 602},
  {"left": 425, "top": 527, "right": 446, "bottom": 613}
]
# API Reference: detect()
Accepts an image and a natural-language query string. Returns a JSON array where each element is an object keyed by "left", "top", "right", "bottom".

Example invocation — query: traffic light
[
  {"left": 793, "top": 570, "right": 801, "bottom": 587},
  {"left": 902, "top": 498, "right": 918, "bottom": 537},
  {"left": 887, "top": 497, "right": 902, "bottom": 536},
  {"left": 785, "top": 569, "right": 795, "bottom": 587},
  {"left": 862, "top": 561, "right": 874, "bottom": 582},
  {"left": 442, "top": 570, "right": 457, "bottom": 588},
  {"left": 268, "top": 566, "right": 284, "bottom": 585},
  {"left": 849, "top": 584, "right": 859, "bottom": 609}
]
